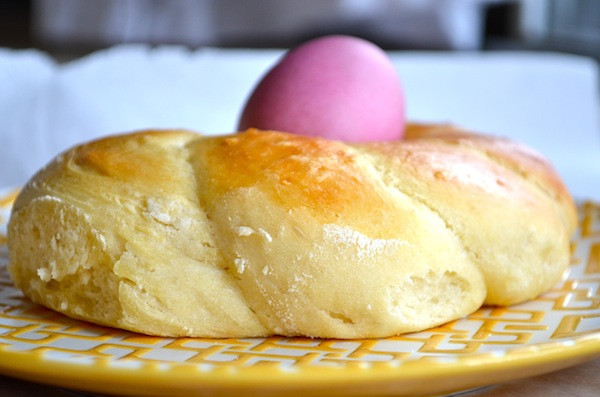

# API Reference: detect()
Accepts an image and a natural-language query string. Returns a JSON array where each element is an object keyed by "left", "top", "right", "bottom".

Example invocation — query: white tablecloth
[{"left": 1, "top": 45, "right": 598, "bottom": 199}]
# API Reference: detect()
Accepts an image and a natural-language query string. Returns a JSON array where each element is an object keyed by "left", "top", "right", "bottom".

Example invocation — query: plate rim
[
  {"left": 1, "top": 193, "right": 600, "bottom": 396},
  {"left": 0, "top": 333, "right": 599, "bottom": 396}
]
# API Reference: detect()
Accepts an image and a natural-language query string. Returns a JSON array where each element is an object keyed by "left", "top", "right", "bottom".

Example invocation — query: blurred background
[{"left": 0, "top": 0, "right": 599, "bottom": 63}]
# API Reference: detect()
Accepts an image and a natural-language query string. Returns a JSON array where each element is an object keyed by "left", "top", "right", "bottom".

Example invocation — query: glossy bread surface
[{"left": 7, "top": 125, "right": 577, "bottom": 338}]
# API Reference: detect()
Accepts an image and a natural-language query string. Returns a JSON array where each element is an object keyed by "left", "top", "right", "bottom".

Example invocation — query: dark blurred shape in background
[{"left": 0, "top": 0, "right": 599, "bottom": 63}]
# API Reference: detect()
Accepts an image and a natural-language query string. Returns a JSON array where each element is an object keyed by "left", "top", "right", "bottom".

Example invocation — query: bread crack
[
  {"left": 354, "top": 148, "right": 483, "bottom": 280},
  {"left": 182, "top": 137, "right": 270, "bottom": 332},
  {"left": 325, "top": 310, "right": 355, "bottom": 325},
  {"left": 418, "top": 133, "right": 575, "bottom": 231}
]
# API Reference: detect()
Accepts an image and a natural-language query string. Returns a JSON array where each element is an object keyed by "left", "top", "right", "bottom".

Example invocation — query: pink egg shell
[{"left": 238, "top": 35, "right": 405, "bottom": 142}]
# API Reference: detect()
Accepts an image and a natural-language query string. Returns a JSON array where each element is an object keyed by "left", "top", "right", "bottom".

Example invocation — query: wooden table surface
[{"left": 0, "top": 356, "right": 598, "bottom": 396}]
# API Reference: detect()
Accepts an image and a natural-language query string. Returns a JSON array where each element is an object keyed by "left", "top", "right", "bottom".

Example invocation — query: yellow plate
[{"left": 0, "top": 189, "right": 599, "bottom": 397}]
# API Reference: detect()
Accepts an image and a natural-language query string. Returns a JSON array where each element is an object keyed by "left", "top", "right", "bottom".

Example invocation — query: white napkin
[{"left": 0, "top": 45, "right": 598, "bottom": 199}]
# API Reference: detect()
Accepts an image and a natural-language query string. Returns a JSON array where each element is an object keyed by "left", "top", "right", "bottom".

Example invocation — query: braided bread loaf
[{"left": 7, "top": 124, "right": 576, "bottom": 338}]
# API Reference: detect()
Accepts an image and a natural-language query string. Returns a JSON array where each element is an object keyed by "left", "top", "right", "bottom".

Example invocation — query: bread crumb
[
  {"left": 234, "top": 258, "right": 247, "bottom": 273},
  {"left": 262, "top": 265, "right": 270, "bottom": 275},
  {"left": 145, "top": 197, "right": 172, "bottom": 225},
  {"left": 235, "top": 226, "right": 255, "bottom": 236},
  {"left": 235, "top": 226, "right": 272, "bottom": 242},
  {"left": 258, "top": 228, "right": 273, "bottom": 242},
  {"left": 144, "top": 197, "right": 193, "bottom": 230},
  {"left": 37, "top": 268, "right": 51, "bottom": 282}
]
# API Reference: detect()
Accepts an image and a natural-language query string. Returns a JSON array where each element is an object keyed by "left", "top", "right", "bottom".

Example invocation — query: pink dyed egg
[{"left": 238, "top": 35, "right": 405, "bottom": 142}]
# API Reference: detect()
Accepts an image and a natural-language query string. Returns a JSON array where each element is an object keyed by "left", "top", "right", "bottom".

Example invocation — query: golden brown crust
[
  {"left": 403, "top": 124, "right": 576, "bottom": 231},
  {"left": 196, "top": 129, "right": 406, "bottom": 239},
  {"left": 7, "top": 124, "right": 577, "bottom": 338}
]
